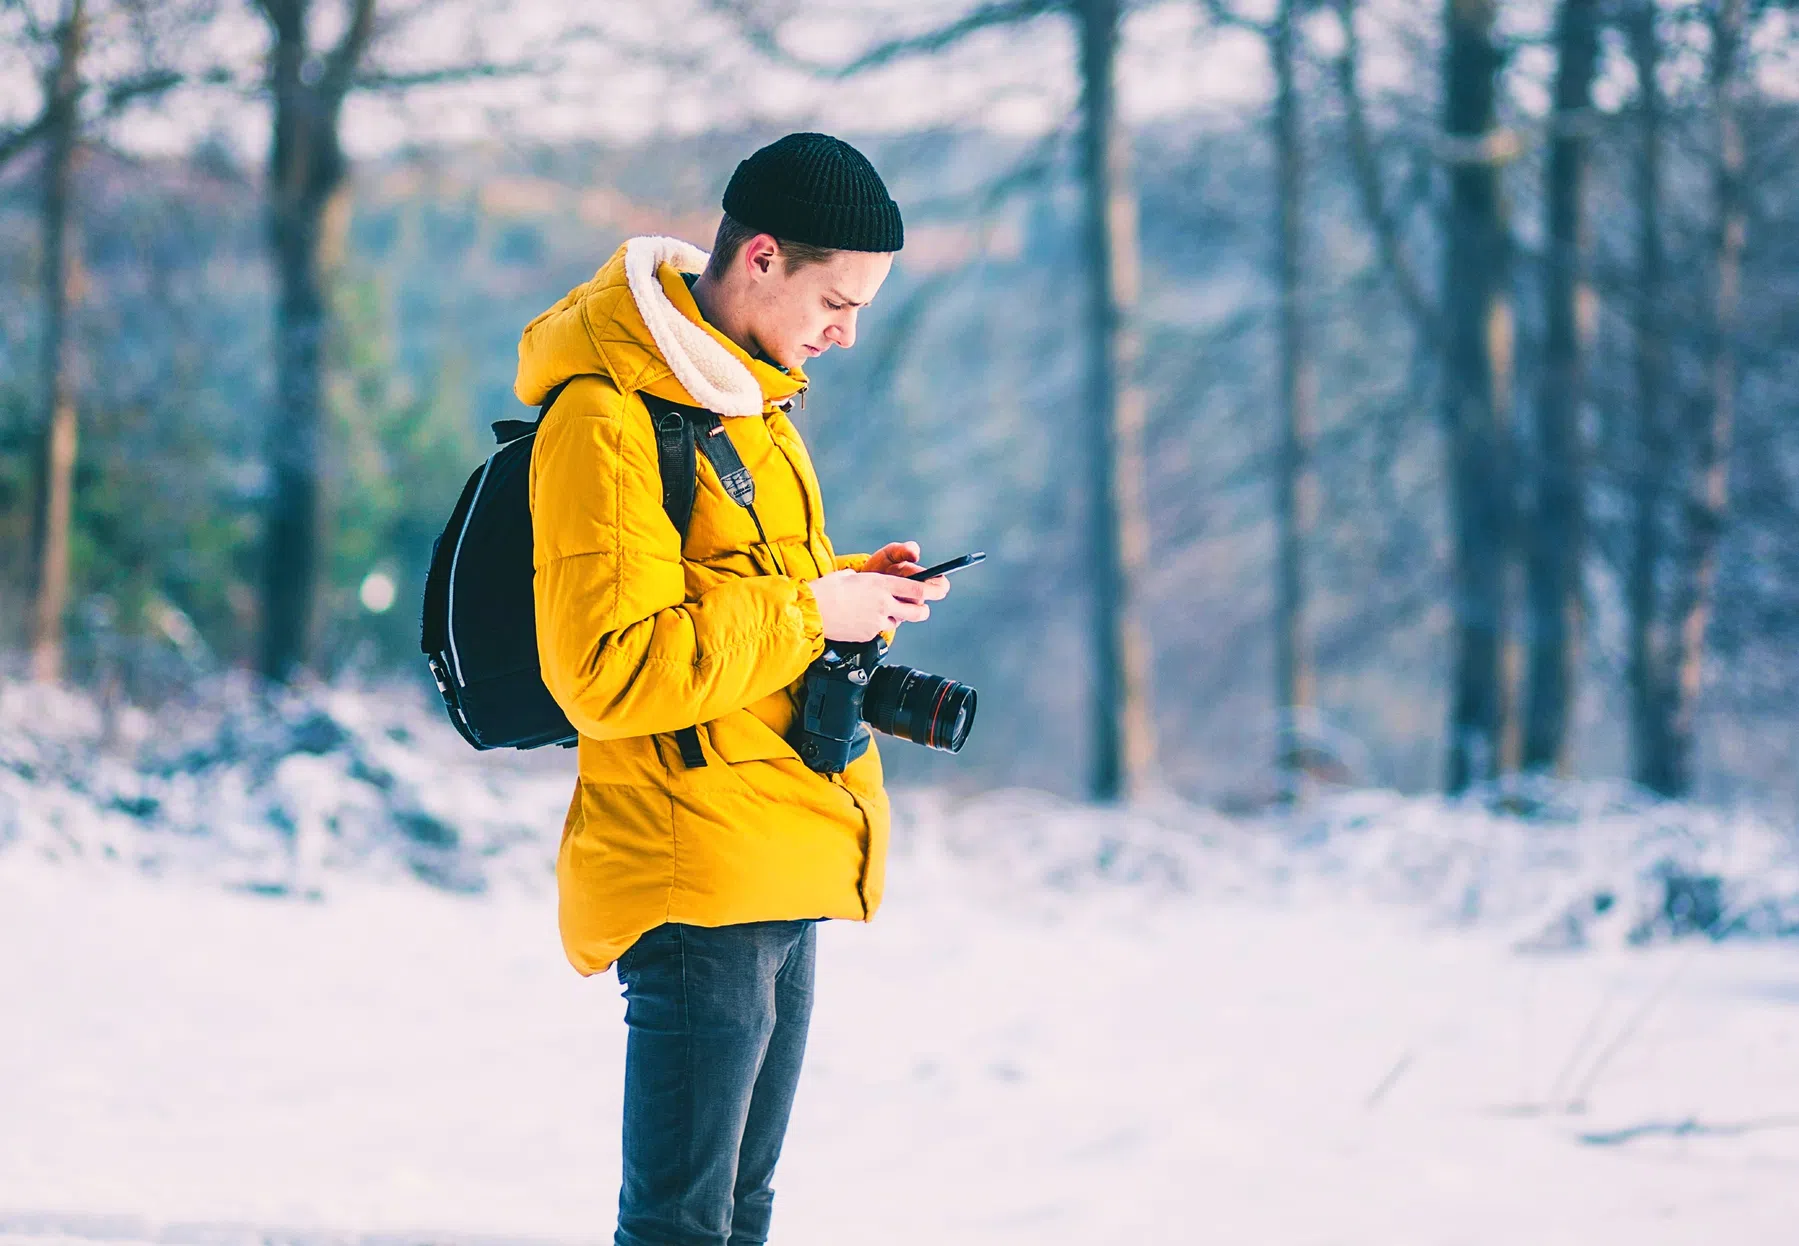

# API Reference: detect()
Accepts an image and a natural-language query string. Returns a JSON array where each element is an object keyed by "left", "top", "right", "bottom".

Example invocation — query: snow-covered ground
[
  {"left": 6, "top": 850, "right": 1799, "bottom": 1244},
  {"left": 4, "top": 681, "right": 1799, "bottom": 1243}
]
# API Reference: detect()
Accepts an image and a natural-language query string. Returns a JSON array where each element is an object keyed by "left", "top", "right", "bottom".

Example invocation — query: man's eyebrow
[{"left": 827, "top": 288, "right": 869, "bottom": 307}]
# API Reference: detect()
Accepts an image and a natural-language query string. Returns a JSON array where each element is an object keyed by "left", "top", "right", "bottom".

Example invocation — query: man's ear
[{"left": 742, "top": 232, "right": 780, "bottom": 277}]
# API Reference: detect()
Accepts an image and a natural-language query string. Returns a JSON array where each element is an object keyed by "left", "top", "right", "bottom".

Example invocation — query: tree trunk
[
  {"left": 1624, "top": 0, "right": 1673, "bottom": 793},
  {"left": 1521, "top": 0, "right": 1598, "bottom": 774},
  {"left": 1440, "top": 0, "right": 1512, "bottom": 793},
  {"left": 258, "top": 3, "right": 351, "bottom": 683},
  {"left": 1272, "top": 0, "right": 1314, "bottom": 802},
  {"left": 261, "top": 184, "right": 331, "bottom": 683},
  {"left": 29, "top": 0, "right": 86, "bottom": 686},
  {"left": 1075, "top": 0, "right": 1156, "bottom": 800},
  {"left": 1661, "top": 0, "right": 1746, "bottom": 796}
]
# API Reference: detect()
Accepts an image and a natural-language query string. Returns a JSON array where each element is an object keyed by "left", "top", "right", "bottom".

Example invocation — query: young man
[{"left": 517, "top": 133, "right": 946, "bottom": 1246}]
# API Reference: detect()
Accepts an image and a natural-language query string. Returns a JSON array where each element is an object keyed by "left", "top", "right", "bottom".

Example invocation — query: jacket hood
[{"left": 514, "top": 235, "right": 805, "bottom": 418}]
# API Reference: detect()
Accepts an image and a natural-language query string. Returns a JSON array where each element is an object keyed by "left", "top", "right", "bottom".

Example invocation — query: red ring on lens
[{"left": 925, "top": 679, "right": 955, "bottom": 746}]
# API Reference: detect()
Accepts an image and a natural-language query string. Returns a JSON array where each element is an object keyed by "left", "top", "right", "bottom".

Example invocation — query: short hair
[{"left": 704, "top": 213, "right": 836, "bottom": 281}]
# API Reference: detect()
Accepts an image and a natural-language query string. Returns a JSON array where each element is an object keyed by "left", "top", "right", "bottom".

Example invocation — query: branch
[
  {"left": 1330, "top": 0, "right": 1435, "bottom": 334},
  {"left": 843, "top": 0, "right": 1062, "bottom": 73},
  {"left": 0, "top": 64, "right": 183, "bottom": 173},
  {"left": 0, "top": 110, "right": 50, "bottom": 171},
  {"left": 718, "top": 0, "right": 1061, "bottom": 77},
  {"left": 352, "top": 56, "right": 540, "bottom": 92},
  {"left": 98, "top": 68, "right": 183, "bottom": 114},
  {"left": 318, "top": 0, "right": 375, "bottom": 102},
  {"left": 253, "top": 0, "right": 302, "bottom": 47},
  {"left": 1197, "top": 0, "right": 1272, "bottom": 39},
  {"left": 10, "top": 0, "right": 51, "bottom": 48}
]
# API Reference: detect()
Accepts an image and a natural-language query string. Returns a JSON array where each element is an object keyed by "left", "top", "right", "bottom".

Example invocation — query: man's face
[{"left": 738, "top": 237, "right": 894, "bottom": 372}]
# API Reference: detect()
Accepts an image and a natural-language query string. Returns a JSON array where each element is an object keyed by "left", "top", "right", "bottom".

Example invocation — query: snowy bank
[
  {"left": 901, "top": 783, "right": 1799, "bottom": 950},
  {"left": 0, "top": 678, "right": 571, "bottom": 897},
  {"left": 3, "top": 678, "right": 1796, "bottom": 950}
]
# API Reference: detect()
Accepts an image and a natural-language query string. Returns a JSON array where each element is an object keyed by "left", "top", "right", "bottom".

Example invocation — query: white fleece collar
[{"left": 623, "top": 235, "right": 766, "bottom": 417}]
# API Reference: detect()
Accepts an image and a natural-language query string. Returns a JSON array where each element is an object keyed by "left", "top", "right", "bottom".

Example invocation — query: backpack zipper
[{"left": 445, "top": 450, "right": 504, "bottom": 686}]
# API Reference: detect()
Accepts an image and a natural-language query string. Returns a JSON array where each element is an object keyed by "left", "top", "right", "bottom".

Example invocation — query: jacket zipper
[{"left": 765, "top": 425, "right": 824, "bottom": 548}]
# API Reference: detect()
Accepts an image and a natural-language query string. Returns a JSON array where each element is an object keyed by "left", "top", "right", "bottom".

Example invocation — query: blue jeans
[{"left": 613, "top": 919, "right": 817, "bottom": 1246}]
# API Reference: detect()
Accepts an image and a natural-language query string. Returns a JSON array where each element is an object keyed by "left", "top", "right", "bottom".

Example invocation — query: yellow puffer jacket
[{"left": 518, "top": 236, "right": 889, "bottom": 976}]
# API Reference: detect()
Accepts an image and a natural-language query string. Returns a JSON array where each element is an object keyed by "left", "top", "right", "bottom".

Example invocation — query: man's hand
[
  {"left": 806, "top": 568, "right": 931, "bottom": 642},
  {"left": 860, "top": 540, "right": 951, "bottom": 602}
]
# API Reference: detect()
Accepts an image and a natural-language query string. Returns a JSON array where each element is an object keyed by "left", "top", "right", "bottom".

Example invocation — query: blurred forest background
[{"left": 2, "top": 0, "right": 1796, "bottom": 807}]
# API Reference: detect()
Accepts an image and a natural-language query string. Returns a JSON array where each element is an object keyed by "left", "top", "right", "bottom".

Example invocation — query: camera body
[
  {"left": 788, "top": 635, "right": 977, "bottom": 774},
  {"left": 789, "top": 637, "right": 884, "bottom": 774}
]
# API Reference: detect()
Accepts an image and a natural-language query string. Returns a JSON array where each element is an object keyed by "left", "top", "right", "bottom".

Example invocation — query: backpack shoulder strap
[
  {"left": 636, "top": 392, "right": 749, "bottom": 772},
  {"left": 639, "top": 392, "right": 704, "bottom": 542}
]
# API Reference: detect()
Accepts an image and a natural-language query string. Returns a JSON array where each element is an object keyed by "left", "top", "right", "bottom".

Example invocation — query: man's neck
[{"left": 689, "top": 272, "right": 761, "bottom": 361}]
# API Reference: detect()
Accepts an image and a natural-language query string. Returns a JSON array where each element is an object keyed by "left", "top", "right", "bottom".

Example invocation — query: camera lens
[{"left": 863, "top": 664, "right": 977, "bottom": 753}]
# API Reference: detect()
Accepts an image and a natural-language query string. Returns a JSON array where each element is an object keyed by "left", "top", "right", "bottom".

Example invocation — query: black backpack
[{"left": 421, "top": 378, "right": 767, "bottom": 766}]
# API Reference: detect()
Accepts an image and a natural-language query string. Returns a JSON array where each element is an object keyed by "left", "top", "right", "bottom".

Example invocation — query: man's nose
[{"left": 828, "top": 311, "right": 858, "bottom": 350}]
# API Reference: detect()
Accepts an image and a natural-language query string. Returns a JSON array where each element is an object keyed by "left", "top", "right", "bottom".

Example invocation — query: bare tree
[
  {"left": 1619, "top": 0, "right": 1790, "bottom": 796},
  {"left": 1208, "top": 0, "right": 1324, "bottom": 798},
  {"left": 1074, "top": 0, "right": 1156, "bottom": 801},
  {"left": 248, "top": 0, "right": 527, "bottom": 682},
  {"left": 1622, "top": 0, "right": 1671, "bottom": 792},
  {"left": 3, "top": 0, "right": 187, "bottom": 682},
  {"left": 28, "top": 0, "right": 86, "bottom": 686},
  {"left": 1268, "top": 0, "right": 1315, "bottom": 803},
  {"left": 252, "top": 0, "right": 376, "bottom": 683},
  {"left": 1521, "top": 0, "right": 1599, "bottom": 774},
  {"left": 1438, "top": 0, "right": 1514, "bottom": 793},
  {"left": 1658, "top": 0, "right": 1748, "bottom": 794},
  {"left": 1334, "top": 0, "right": 1515, "bottom": 793},
  {"left": 1203, "top": 0, "right": 1318, "bottom": 803}
]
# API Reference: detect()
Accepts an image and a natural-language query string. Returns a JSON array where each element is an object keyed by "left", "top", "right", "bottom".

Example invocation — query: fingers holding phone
[
  {"left": 811, "top": 549, "right": 982, "bottom": 639},
  {"left": 807, "top": 569, "right": 931, "bottom": 641},
  {"left": 906, "top": 551, "right": 984, "bottom": 601},
  {"left": 863, "top": 540, "right": 954, "bottom": 599},
  {"left": 911, "top": 572, "right": 951, "bottom": 602},
  {"left": 863, "top": 541, "right": 924, "bottom": 577}
]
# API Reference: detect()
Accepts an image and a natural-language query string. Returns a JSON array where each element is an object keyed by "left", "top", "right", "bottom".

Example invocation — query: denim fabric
[{"left": 613, "top": 919, "right": 817, "bottom": 1246}]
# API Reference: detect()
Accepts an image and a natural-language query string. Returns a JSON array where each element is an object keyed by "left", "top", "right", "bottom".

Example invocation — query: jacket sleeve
[
  {"left": 531, "top": 385, "right": 826, "bottom": 741},
  {"left": 833, "top": 552, "right": 870, "bottom": 572}
]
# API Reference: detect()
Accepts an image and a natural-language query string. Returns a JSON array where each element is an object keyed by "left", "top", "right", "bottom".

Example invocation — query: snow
[
  {"left": 4, "top": 681, "right": 1799, "bottom": 1243},
  {"left": 0, "top": 679, "right": 573, "bottom": 898}
]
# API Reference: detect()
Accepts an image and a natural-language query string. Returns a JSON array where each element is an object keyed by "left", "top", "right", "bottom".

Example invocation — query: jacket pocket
[{"left": 704, "top": 707, "right": 803, "bottom": 765}]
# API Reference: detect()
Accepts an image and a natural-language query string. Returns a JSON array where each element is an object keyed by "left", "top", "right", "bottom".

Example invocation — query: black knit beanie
[{"left": 722, "top": 132, "right": 904, "bottom": 253}]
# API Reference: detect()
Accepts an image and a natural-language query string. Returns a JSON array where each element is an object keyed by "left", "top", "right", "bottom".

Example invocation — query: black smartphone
[{"left": 907, "top": 551, "right": 986, "bottom": 581}]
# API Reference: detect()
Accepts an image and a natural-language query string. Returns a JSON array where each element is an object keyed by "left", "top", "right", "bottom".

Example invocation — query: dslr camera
[{"left": 788, "top": 634, "right": 977, "bottom": 773}]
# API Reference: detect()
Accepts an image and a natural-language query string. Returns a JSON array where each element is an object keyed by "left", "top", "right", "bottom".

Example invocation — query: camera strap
[{"left": 695, "top": 414, "right": 757, "bottom": 509}]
